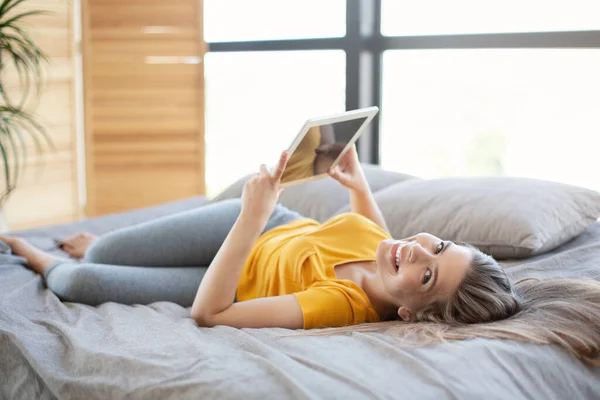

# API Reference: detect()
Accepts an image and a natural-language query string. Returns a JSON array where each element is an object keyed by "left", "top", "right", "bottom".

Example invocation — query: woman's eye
[
  {"left": 434, "top": 242, "right": 444, "bottom": 254},
  {"left": 423, "top": 269, "right": 432, "bottom": 285}
]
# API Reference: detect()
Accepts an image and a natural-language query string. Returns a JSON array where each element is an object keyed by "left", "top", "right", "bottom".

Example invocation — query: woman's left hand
[
  {"left": 327, "top": 145, "right": 369, "bottom": 193},
  {"left": 240, "top": 151, "right": 289, "bottom": 224}
]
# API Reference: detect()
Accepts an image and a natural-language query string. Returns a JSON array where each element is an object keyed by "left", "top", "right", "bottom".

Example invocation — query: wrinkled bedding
[{"left": 1, "top": 197, "right": 599, "bottom": 400}]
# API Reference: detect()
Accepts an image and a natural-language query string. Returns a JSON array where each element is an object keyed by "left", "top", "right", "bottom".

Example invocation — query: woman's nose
[{"left": 409, "top": 243, "right": 432, "bottom": 263}]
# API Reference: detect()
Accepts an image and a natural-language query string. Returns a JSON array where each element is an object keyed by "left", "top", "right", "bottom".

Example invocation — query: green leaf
[
  {"left": 0, "top": 10, "right": 49, "bottom": 29},
  {"left": 0, "top": 24, "right": 47, "bottom": 106},
  {"left": 6, "top": 123, "right": 20, "bottom": 187},
  {"left": 0, "top": 0, "right": 33, "bottom": 16},
  {"left": 10, "top": 118, "right": 28, "bottom": 179},
  {"left": 0, "top": 2, "right": 50, "bottom": 203},
  {"left": 0, "top": 0, "right": 13, "bottom": 15},
  {"left": 0, "top": 122, "right": 20, "bottom": 188},
  {"left": 0, "top": 137, "right": 12, "bottom": 203},
  {"left": 11, "top": 111, "right": 47, "bottom": 156}
]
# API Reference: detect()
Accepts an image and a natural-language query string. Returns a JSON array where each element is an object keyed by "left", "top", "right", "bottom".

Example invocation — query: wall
[
  {"left": 82, "top": 0, "right": 206, "bottom": 217},
  {"left": 3, "top": 0, "right": 80, "bottom": 230}
]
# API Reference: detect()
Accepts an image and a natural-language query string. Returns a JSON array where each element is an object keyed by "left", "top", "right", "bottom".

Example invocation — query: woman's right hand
[{"left": 240, "top": 151, "right": 289, "bottom": 226}]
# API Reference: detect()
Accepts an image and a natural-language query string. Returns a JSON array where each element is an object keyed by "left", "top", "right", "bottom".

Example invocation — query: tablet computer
[{"left": 280, "top": 106, "right": 379, "bottom": 187}]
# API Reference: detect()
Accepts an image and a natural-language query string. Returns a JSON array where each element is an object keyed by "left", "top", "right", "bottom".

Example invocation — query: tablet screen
[{"left": 281, "top": 117, "right": 368, "bottom": 185}]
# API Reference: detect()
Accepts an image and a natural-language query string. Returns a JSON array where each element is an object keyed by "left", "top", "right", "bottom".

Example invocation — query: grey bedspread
[{"left": 1, "top": 197, "right": 599, "bottom": 400}]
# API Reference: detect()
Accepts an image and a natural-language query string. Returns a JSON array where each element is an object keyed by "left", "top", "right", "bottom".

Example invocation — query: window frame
[{"left": 205, "top": 0, "right": 600, "bottom": 164}]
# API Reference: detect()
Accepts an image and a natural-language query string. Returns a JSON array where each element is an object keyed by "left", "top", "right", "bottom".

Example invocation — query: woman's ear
[{"left": 398, "top": 306, "right": 412, "bottom": 322}]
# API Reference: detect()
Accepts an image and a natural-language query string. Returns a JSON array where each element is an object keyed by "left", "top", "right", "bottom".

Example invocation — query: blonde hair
[{"left": 293, "top": 247, "right": 600, "bottom": 367}]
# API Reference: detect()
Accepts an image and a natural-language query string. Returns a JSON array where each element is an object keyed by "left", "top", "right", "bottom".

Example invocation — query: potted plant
[{"left": 0, "top": 0, "right": 53, "bottom": 229}]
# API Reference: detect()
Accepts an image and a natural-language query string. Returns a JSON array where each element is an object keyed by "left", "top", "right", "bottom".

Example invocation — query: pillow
[
  {"left": 334, "top": 177, "right": 600, "bottom": 260},
  {"left": 210, "top": 164, "right": 417, "bottom": 222}
]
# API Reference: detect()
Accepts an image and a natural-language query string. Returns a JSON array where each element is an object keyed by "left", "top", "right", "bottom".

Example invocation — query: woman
[{"left": 1, "top": 147, "right": 599, "bottom": 365}]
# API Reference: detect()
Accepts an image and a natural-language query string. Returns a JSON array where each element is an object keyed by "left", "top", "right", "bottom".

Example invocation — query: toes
[
  {"left": 0, "top": 235, "right": 21, "bottom": 247},
  {"left": 61, "top": 232, "right": 93, "bottom": 245}
]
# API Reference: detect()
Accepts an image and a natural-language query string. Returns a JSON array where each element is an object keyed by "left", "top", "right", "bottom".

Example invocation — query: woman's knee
[
  {"left": 83, "top": 233, "right": 124, "bottom": 264},
  {"left": 46, "top": 265, "right": 93, "bottom": 304}
]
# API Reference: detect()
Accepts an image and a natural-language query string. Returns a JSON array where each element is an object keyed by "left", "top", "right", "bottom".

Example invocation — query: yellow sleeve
[{"left": 293, "top": 281, "right": 377, "bottom": 329}]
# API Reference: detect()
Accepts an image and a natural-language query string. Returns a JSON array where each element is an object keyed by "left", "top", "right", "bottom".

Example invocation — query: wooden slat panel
[
  {"left": 92, "top": 119, "right": 199, "bottom": 134},
  {"left": 91, "top": 75, "right": 200, "bottom": 90},
  {"left": 93, "top": 154, "right": 199, "bottom": 166},
  {"left": 37, "top": 93, "right": 74, "bottom": 128},
  {"left": 92, "top": 87, "right": 199, "bottom": 106},
  {"left": 90, "top": 4, "right": 199, "bottom": 27},
  {"left": 93, "top": 105, "right": 199, "bottom": 120},
  {"left": 92, "top": 63, "right": 199, "bottom": 80},
  {"left": 83, "top": 0, "right": 205, "bottom": 216},
  {"left": 3, "top": 0, "right": 79, "bottom": 231},
  {"left": 94, "top": 136, "right": 197, "bottom": 152},
  {"left": 5, "top": 160, "right": 76, "bottom": 229},
  {"left": 92, "top": 41, "right": 199, "bottom": 57},
  {"left": 28, "top": 28, "right": 71, "bottom": 58},
  {"left": 94, "top": 167, "right": 199, "bottom": 215},
  {"left": 8, "top": 126, "right": 74, "bottom": 156},
  {"left": 91, "top": 27, "right": 198, "bottom": 41},
  {"left": 6, "top": 181, "right": 76, "bottom": 228}
]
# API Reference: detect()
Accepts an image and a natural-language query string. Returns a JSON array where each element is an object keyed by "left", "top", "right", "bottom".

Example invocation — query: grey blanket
[{"left": 1, "top": 197, "right": 599, "bottom": 400}]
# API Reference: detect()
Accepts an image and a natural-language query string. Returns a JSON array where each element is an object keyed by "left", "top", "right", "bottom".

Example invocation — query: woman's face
[{"left": 375, "top": 233, "right": 473, "bottom": 321}]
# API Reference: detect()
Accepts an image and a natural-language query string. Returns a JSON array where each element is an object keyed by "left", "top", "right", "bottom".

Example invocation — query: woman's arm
[
  {"left": 190, "top": 213, "right": 263, "bottom": 318},
  {"left": 348, "top": 185, "right": 389, "bottom": 233},
  {"left": 191, "top": 151, "right": 304, "bottom": 329},
  {"left": 328, "top": 146, "right": 389, "bottom": 233}
]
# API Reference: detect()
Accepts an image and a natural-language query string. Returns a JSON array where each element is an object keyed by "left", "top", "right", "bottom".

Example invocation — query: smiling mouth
[{"left": 390, "top": 243, "right": 401, "bottom": 273}]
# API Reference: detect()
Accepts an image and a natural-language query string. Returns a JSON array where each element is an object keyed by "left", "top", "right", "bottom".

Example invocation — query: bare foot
[
  {"left": 56, "top": 232, "right": 97, "bottom": 259},
  {"left": 0, "top": 234, "right": 66, "bottom": 275}
]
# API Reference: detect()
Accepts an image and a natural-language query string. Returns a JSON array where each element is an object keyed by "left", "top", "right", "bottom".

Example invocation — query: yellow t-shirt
[{"left": 236, "top": 213, "right": 392, "bottom": 329}]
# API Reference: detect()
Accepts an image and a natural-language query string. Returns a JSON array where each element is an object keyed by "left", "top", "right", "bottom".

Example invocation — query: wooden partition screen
[
  {"left": 4, "top": 0, "right": 79, "bottom": 230},
  {"left": 82, "top": 0, "right": 206, "bottom": 217}
]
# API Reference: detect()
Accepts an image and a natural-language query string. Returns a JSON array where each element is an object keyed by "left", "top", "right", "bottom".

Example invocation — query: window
[
  {"left": 381, "top": 0, "right": 600, "bottom": 36},
  {"left": 204, "top": 51, "right": 345, "bottom": 196},
  {"left": 203, "top": 2, "right": 600, "bottom": 195},
  {"left": 204, "top": 0, "right": 346, "bottom": 42},
  {"left": 380, "top": 49, "right": 600, "bottom": 191}
]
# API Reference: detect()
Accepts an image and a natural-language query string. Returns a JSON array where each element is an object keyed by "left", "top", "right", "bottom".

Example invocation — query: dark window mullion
[
  {"left": 369, "top": 0, "right": 382, "bottom": 165},
  {"left": 207, "top": 37, "right": 346, "bottom": 52},
  {"left": 345, "top": 0, "right": 361, "bottom": 112},
  {"left": 382, "top": 30, "right": 600, "bottom": 49}
]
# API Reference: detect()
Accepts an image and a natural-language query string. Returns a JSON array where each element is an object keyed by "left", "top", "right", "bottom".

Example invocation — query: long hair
[{"left": 291, "top": 247, "right": 600, "bottom": 367}]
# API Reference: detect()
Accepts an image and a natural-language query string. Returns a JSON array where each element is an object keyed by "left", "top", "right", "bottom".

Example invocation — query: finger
[
  {"left": 260, "top": 164, "right": 269, "bottom": 177},
  {"left": 272, "top": 151, "right": 289, "bottom": 181},
  {"left": 328, "top": 166, "right": 348, "bottom": 184}
]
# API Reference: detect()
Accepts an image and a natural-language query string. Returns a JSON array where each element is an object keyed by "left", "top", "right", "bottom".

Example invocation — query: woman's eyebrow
[{"left": 443, "top": 241, "right": 453, "bottom": 253}]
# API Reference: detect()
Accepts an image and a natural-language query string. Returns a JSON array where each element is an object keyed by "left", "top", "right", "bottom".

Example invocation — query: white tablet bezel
[{"left": 280, "top": 106, "right": 379, "bottom": 188}]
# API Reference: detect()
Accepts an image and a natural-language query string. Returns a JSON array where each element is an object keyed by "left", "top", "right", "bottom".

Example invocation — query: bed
[{"left": 1, "top": 181, "right": 600, "bottom": 399}]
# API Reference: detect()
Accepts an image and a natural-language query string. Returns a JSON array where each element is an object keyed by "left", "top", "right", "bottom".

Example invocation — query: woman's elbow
[{"left": 190, "top": 309, "right": 216, "bottom": 327}]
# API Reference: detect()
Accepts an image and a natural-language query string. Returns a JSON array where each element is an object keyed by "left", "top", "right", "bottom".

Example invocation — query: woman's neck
[{"left": 336, "top": 260, "right": 399, "bottom": 321}]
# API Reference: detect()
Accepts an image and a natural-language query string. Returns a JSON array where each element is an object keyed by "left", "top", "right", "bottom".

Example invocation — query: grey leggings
[{"left": 43, "top": 199, "right": 303, "bottom": 307}]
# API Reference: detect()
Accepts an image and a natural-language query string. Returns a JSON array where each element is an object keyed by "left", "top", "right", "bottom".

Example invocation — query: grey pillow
[
  {"left": 334, "top": 177, "right": 600, "bottom": 260},
  {"left": 210, "top": 164, "right": 416, "bottom": 222}
]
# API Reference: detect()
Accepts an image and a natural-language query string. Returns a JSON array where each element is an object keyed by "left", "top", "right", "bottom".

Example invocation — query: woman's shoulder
[
  {"left": 324, "top": 212, "right": 367, "bottom": 224},
  {"left": 322, "top": 212, "right": 389, "bottom": 235},
  {"left": 294, "top": 280, "right": 380, "bottom": 329}
]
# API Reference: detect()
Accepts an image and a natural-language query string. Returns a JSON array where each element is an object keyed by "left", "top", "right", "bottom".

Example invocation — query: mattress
[{"left": 1, "top": 197, "right": 599, "bottom": 399}]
